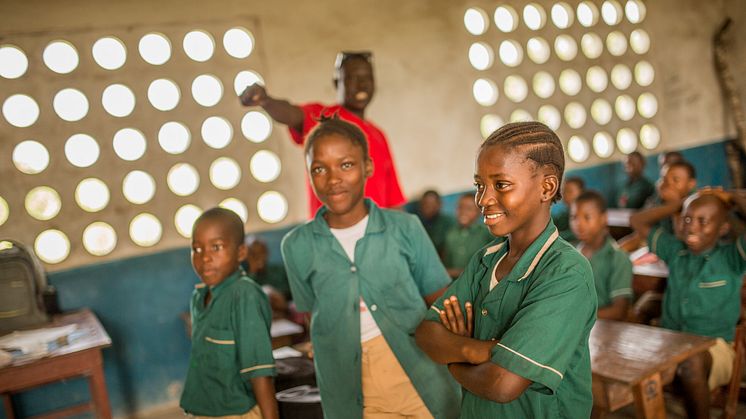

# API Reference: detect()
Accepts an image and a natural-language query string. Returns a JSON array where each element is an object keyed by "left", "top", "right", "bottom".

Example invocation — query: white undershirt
[{"left": 329, "top": 216, "right": 382, "bottom": 342}]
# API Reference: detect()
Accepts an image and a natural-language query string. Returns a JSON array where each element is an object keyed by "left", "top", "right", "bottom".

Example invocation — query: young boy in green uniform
[
  {"left": 552, "top": 176, "right": 584, "bottom": 243},
  {"left": 443, "top": 193, "right": 494, "bottom": 278},
  {"left": 281, "top": 117, "right": 460, "bottom": 419},
  {"left": 180, "top": 208, "right": 279, "bottom": 419},
  {"left": 571, "top": 190, "right": 632, "bottom": 320},
  {"left": 415, "top": 122, "right": 597, "bottom": 418},
  {"left": 630, "top": 189, "right": 746, "bottom": 418},
  {"left": 616, "top": 151, "right": 655, "bottom": 209}
]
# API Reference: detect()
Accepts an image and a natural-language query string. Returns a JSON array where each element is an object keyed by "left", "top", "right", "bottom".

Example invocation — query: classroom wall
[{"left": 1, "top": 0, "right": 745, "bottom": 417}]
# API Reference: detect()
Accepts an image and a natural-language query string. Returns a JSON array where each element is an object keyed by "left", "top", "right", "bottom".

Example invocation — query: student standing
[
  {"left": 415, "top": 122, "right": 596, "bottom": 418},
  {"left": 616, "top": 151, "right": 655, "bottom": 209},
  {"left": 180, "top": 208, "right": 278, "bottom": 419},
  {"left": 240, "top": 51, "right": 405, "bottom": 216},
  {"left": 281, "top": 118, "right": 460, "bottom": 419},
  {"left": 571, "top": 190, "right": 633, "bottom": 320},
  {"left": 443, "top": 193, "right": 493, "bottom": 279},
  {"left": 417, "top": 190, "right": 454, "bottom": 258}
]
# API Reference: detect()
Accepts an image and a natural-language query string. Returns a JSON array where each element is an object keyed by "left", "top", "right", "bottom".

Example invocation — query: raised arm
[
  {"left": 629, "top": 200, "right": 682, "bottom": 239},
  {"left": 239, "top": 84, "right": 304, "bottom": 133}
]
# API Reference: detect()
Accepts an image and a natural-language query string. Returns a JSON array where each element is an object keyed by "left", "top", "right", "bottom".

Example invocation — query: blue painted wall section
[{"left": 4, "top": 140, "right": 730, "bottom": 418}]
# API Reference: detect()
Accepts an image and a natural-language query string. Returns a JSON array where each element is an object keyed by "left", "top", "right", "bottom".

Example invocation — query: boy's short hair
[
  {"left": 565, "top": 176, "right": 585, "bottom": 190},
  {"left": 575, "top": 190, "right": 607, "bottom": 213},
  {"left": 667, "top": 160, "right": 697, "bottom": 179},
  {"left": 194, "top": 207, "right": 245, "bottom": 245},
  {"left": 305, "top": 115, "right": 370, "bottom": 161},
  {"left": 482, "top": 121, "right": 565, "bottom": 202},
  {"left": 422, "top": 189, "right": 441, "bottom": 201},
  {"left": 628, "top": 151, "right": 645, "bottom": 165}
]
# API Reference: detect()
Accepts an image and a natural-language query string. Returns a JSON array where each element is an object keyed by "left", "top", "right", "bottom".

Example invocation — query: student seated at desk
[
  {"left": 180, "top": 208, "right": 279, "bottom": 419},
  {"left": 244, "top": 237, "right": 292, "bottom": 319},
  {"left": 619, "top": 160, "right": 697, "bottom": 252},
  {"left": 552, "top": 176, "right": 584, "bottom": 243},
  {"left": 630, "top": 189, "right": 746, "bottom": 419},
  {"left": 616, "top": 151, "right": 655, "bottom": 209},
  {"left": 571, "top": 190, "right": 632, "bottom": 321},
  {"left": 443, "top": 193, "right": 494, "bottom": 279},
  {"left": 417, "top": 189, "right": 454, "bottom": 259}
]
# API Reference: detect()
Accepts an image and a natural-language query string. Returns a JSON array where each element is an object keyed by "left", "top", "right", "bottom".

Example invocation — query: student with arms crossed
[
  {"left": 281, "top": 117, "right": 460, "bottom": 419},
  {"left": 415, "top": 122, "right": 597, "bottom": 418},
  {"left": 180, "top": 208, "right": 278, "bottom": 419}
]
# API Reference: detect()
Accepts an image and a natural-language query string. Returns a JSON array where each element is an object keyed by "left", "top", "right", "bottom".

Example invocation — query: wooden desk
[
  {"left": 590, "top": 320, "right": 715, "bottom": 419},
  {"left": 0, "top": 309, "right": 112, "bottom": 419}
]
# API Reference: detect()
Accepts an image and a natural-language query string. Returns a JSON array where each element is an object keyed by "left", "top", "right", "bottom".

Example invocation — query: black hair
[
  {"left": 304, "top": 114, "right": 370, "bottom": 161},
  {"left": 575, "top": 190, "right": 607, "bottom": 213},
  {"left": 628, "top": 151, "right": 646, "bottom": 165},
  {"left": 565, "top": 176, "right": 585, "bottom": 190},
  {"left": 193, "top": 207, "right": 245, "bottom": 246},
  {"left": 334, "top": 51, "right": 373, "bottom": 78},
  {"left": 422, "top": 189, "right": 441, "bottom": 201},
  {"left": 481, "top": 121, "right": 565, "bottom": 203},
  {"left": 662, "top": 150, "right": 684, "bottom": 163},
  {"left": 667, "top": 160, "right": 697, "bottom": 179}
]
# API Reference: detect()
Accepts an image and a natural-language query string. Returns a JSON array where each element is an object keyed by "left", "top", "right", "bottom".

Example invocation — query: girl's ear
[
  {"left": 542, "top": 173, "right": 560, "bottom": 202},
  {"left": 365, "top": 159, "right": 374, "bottom": 178}
]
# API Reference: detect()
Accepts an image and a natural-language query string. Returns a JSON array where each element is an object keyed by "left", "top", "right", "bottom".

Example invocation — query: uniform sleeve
[
  {"left": 647, "top": 225, "right": 685, "bottom": 264},
  {"left": 234, "top": 287, "right": 276, "bottom": 380},
  {"left": 281, "top": 232, "right": 316, "bottom": 312},
  {"left": 407, "top": 217, "right": 451, "bottom": 297},
  {"left": 424, "top": 250, "right": 482, "bottom": 323},
  {"left": 608, "top": 250, "right": 633, "bottom": 300},
  {"left": 490, "top": 261, "right": 596, "bottom": 393},
  {"left": 287, "top": 103, "right": 320, "bottom": 145},
  {"left": 723, "top": 235, "right": 746, "bottom": 275}
]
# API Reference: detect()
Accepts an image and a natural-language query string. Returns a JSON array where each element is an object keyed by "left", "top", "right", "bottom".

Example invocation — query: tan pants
[
  {"left": 708, "top": 338, "right": 736, "bottom": 390},
  {"left": 361, "top": 335, "right": 434, "bottom": 419},
  {"left": 189, "top": 405, "right": 262, "bottom": 419}
]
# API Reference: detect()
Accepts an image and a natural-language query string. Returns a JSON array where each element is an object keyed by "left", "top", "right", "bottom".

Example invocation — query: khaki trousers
[
  {"left": 361, "top": 335, "right": 434, "bottom": 419},
  {"left": 189, "top": 404, "right": 262, "bottom": 419}
]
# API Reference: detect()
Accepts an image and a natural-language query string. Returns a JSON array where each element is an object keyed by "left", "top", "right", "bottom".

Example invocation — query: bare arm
[
  {"left": 448, "top": 362, "right": 532, "bottom": 403},
  {"left": 629, "top": 200, "right": 682, "bottom": 239},
  {"left": 597, "top": 297, "right": 630, "bottom": 321},
  {"left": 250, "top": 376, "right": 279, "bottom": 419},
  {"left": 423, "top": 285, "right": 448, "bottom": 306},
  {"left": 415, "top": 320, "right": 496, "bottom": 364},
  {"left": 239, "top": 84, "right": 304, "bottom": 133}
]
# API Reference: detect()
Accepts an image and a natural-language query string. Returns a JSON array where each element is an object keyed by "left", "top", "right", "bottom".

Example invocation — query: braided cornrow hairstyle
[
  {"left": 304, "top": 113, "right": 370, "bottom": 161},
  {"left": 481, "top": 121, "right": 565, "bottom": 203}
]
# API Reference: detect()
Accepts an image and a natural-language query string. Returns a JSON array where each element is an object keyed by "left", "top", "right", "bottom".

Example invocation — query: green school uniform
[
  {"left": 648, "top": 226, "right": 746, "bottom": 341},
  {"left": 580, "top": 236, "right": 633, "bottom": 308},
  {"left": 616, "top": 177, "right": 655, "bottom": 209},
  {"left": 180, "top": 270, "right": 276, "bottom": 416},
  {"left": 421, "top": 213, "right": 455, "bottom": 256},
  {"left": 281, "top": 200, "right": 461, "bottom": 419},
  {"left": 426, "top": 221, "right": 596, "bottom": 418},
  {"left": 250, "top": 265, "right": 291, "bottom": 298},
  {"left": 443, "top": 222, "right": 494, "bottom": 272}
]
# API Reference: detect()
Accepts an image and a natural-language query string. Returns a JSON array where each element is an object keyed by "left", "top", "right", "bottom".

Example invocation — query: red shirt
[{"left": 289, "top": 103, "right": 406, "bottom": 217}]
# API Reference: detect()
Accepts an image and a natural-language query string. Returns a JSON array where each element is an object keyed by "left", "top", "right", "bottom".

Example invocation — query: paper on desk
[
  {"left": 273, "top": 346, "right": 303, "bottom": 359},
  {"left": 0, "top": 324, "right": 77, "bottom": 355},
  {"left": 629, "top": 246, "right": 669, "bottom": 277},
  {"left": 270, "top": 319, "right": 303, "bottom": 338}
]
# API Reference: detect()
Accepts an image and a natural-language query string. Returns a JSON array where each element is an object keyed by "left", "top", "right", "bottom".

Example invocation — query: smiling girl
[
  {"left": 415, "top": 121, "right": 597, "bottom": 418},
  {"left": 281, "top": 117, "right": 460, "bottom": 419}
]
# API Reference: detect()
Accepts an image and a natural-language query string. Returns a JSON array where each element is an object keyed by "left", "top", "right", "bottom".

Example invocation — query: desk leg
[
  {"left": 632, "top": 372, "right": 666, "bottom": 419},
  {"left": 2, "top": 393, "right": 14, "bottom": 419},
  {"left": 88, "top": 350, "right": 112, "bottom": 419}
]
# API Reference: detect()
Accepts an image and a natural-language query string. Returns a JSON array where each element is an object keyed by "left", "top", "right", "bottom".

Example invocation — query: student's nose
[{"left": 477, "top": 188, "right": 497, "bottom": 207}]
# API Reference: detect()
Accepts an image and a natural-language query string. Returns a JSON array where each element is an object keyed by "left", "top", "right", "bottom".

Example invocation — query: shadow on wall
[{"left": 3, "top": 139, "right": 730, "bottom": 418}]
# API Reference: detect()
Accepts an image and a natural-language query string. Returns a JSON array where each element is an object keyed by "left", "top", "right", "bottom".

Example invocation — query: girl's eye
[
  {"left": 473, "top": 182, "right": 484, "bottom": 190},
  {"left": 341, "top": 162, "right": 353, "bottom": 169},
  {"left": 212, "top": 244, "right": 224, "bottom": 251},
  {"left": 192, "top": 247, "right": 202, "bottom": 254},
  {"left": 495, "top": 182, "right": 510, "bottom": 190},
  {"left": 311, "top": 166, "right": 325, "bottom": 175}
]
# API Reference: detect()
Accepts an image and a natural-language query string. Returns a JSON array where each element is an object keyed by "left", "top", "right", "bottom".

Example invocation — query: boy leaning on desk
[{"left": 630, "top": 187, "right": 746, "bottom": 419}]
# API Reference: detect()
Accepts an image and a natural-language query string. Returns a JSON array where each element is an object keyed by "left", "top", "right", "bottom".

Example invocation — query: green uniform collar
[
  {"left": 310, "top": 199, "right": 386, "bottom": 236},
  {"left": 196, "top": 269, "right": 242, "bottom": 305},
  {"left": 480, "top": 220, "right": 560, "bottom": 283}
]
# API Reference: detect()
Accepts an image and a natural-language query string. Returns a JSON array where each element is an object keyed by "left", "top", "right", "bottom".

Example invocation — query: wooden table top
[
  {"left": 0, "top": 308, "right": 111, "bottom": 369},
  {"left": 590, "top": 319, "right": 715, "bottom": 386}
]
